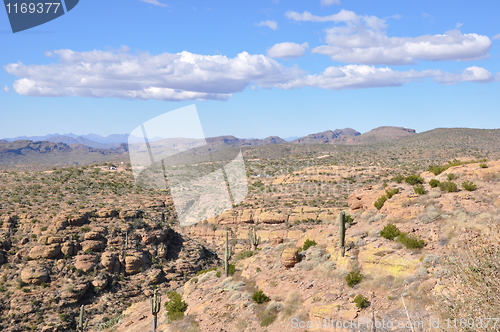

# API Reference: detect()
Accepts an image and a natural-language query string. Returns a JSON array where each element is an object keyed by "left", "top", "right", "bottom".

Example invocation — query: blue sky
[{"left": 1, "top": 0, "right": 500, "bottom": 139}]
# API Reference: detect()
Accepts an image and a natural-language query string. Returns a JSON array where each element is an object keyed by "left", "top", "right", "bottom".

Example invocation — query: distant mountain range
[
  {"left": 1, "top": 126, "right": 415, "bottom": 149},
  {"left": 3, "top": 126, "right": 499, "bottom": 168}
]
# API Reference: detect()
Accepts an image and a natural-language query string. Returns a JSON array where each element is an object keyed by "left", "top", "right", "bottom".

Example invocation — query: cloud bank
[
  {"left": 4, "top": 48, "right": 496, "bottom": 101},
  {"left": 286, "top": 10, "right": 492, "bottom": 65}
]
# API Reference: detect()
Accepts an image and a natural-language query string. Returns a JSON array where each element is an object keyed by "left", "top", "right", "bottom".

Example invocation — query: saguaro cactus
[
  {"left": 248, "top": 226, "right": 261, "bottom": 251},
  {"left": 338, "top": 211, "right": 346, "bottom": 257},
  {"left": 224, "top": 230, "right": 233, "bottom": 277},
  {"left": 150, "top": 289, "right": 161, "bottom": 332},
  {"left": 77, "top": 304, "right": 88, "bottom": 332}
]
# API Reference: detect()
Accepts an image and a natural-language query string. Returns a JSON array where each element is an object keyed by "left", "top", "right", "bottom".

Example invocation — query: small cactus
[
  {"left": 248, "top": 226, "right": 261, "bottom": 251},
  {"left": 224, "top": 230, "right": 233, "bottom": 277},
  {"left": 339, "top": 211, "right": 346, "bottom": 257},
  {"left": 76, "top": 305, "right": 89, "bottom": 332},
  {"left": 150, "top": 289, "right": 161, "bottom": 332}
]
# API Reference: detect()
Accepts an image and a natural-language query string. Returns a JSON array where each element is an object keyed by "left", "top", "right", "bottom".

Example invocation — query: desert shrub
[
  {"left": 228, "top": 264, "right": 236, "bottom": 276},
  {"left": 479, "top": 163, "right": 488, "bottom": 168},
  {"left": 196, "top": 267, "right": 217, "bottom": 275},
  {"left": 260, "top": 313, "right": 277, "bottom": 327},
  {"left": 374, "top": 195, "right": 387, "bottom": 210},
  {"left": 391, "top": 174, "right": 405, "bottom": 183},
  {"left": 462, "top": 181, "right": 477, "bottom": 191},
  {"left": 385, "top": 188, "right": 399, "bottom": 199},
  {"left": 302, "top": 239, "right": 317, "bottom": 251},
  {"left": 446, "top": 173, "right": 457, "bottom": 181},
  {"left": 380, "top": 223, "right": 401, "bottom": 240},
  {"left": 164, "top": 291, "right": 188, "bottom": 322},
  {"left": 353, "top": 294, "right": 370, "bottom": 309},
  {"left": 404, "top": 175, "right": 424, "bottom": 185},
  {"left": 434, "top": 225, "right": 500, "bottom": 327},
  {"left": 346, "top": 270, "right": 363, "bottom": 287},
  {"left": 398, "top": 233, "right": 425, "bottom": 249},
  {"left": 345, "top": 214, "right": 354, "bottom": 224},
  {"left": 439, "top": 181, "right": 458, "bottom": 192},
  {"left": 235, "top": 251, "right": 254, "bottom": 261},
  {"left": 429, "top": 179, "right": 440, "bottom": 188},
  {"left": 252, "top": 290, "right": 271, "bottom": 304},
  {"left": 414, "top": 184, "right": 426, "bottom": 195},
  {"left": 428, "top": 165, "right": 447, "bottom": 176}
]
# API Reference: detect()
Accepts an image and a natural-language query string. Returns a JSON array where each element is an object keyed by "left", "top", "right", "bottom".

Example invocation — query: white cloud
[
  {"left": 3, "top": 85, "right": 9, "bottom": 93},
  {"left": 321, "top": 0, "right": 341, "bottom": 6},
  {"left": 267, "top": 42, "right": 309, "bottom": 59},
  {"left": 257, "top": 20, "right": 278, "bottom": 30},
  {"left": 435, "top": 66, "right": 496, "bottom": 84},
  {"left": 274, "top": 65, "right": 495, "bottom": 90},
  {"left": 139, "top": 0, "right": 168, "bottom": 7},
  {"left": 285, "top": 10, "right": 492, "bottom": 65},
  {"left": 455, "top": 22, "right": 463, "bottom": 29},
  {"left": 275, "top": 65, "right": 439, "bottom": 90},
  {"left": 3, "top": 48, "right": 304, "bottom": 101},
  {"left": 493, "top": 34, "right": 500, "bottom": 40}
]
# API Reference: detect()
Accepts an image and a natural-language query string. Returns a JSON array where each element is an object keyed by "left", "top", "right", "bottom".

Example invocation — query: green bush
[
  {"left": 374, "top": 195, "right": 387, "bottom": 210},
  {"left": 429, "top": 179, "right": 440, "bottom": 188},
  {"left": 398, "top": 233, "right": 425, "bottom": 249},
  {"left": 380, "top": 223, "right": 401, "bottom": 240},
  {"left": 391, "top": 175, "right": 405, "bottom": 183},
  {"left": 260, "top": 313, "right": 277, "bottom": 326},
  {"left": 228, "top": 264, "right": 236, "bottom": 276},
  {"left": 414, "top": 184, "right": 426, "bottom": 195},
  {"left": 302, "top": 239, "right": 317, "bottom": 251},
  {"left": 462, "top": 181, "right": 477, "bottom": 191},
  {"left": 196, "top": 267, "right": 217, "bottom": 275},
  {"left": 345, "top": 214, "right": 354, "bottom": 224},
  {"left": 446, "top": 173, "right": 457, "bottom": 181},
  {"left": 346, "top": 270, "right": 363, "bottom": 287},
  {"left": 439, "top": 181, "right": 458, "bottom": 192},
  {"left": 404, "top": 175, "right": 424, "bottom": 185},
  {"left": 252, "top": 290, "right": 271, "bottom": 304},
  {"left": 353, "top": 294, "right": 370, "bottom": 309},
  {"left": 385, "top": 188, "right": 399, "bottom": 199},
  {"left": 235, "top": 251, "right": 254, "bottom": 261},
  {"left": 164, "top": 291, "right": 188, "bottom": 322},
  {"left": 479, "top": 163, "right": 488, "bottom": 168}
]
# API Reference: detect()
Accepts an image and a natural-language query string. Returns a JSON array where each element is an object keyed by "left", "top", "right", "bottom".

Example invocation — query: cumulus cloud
[
  {"left": 267, "top": 42, "right": 309, "bottom": 59},
  {"left": 286, "top": 10, "right": 492, "bottom": 65},
  {"left": 3, "top": 48, "right": 304, "bottom": 101},
  {"left": 257, "top": 20, "right": 278, "bottom": 30},
  {"left": 3, "top": 85, "right": 9, "bottom": 93},
  {"left": 321, "top": 0, "right": 341, "bottom": 5},
  {"left": 493, "top": 34, "right": 500, "bottom": 40},
  {"left": 274, "top": 65, "right": 495, "bottom": 90},
  {"left": 435, "top": 66, "right": 496, "bottom": 84},
  {"left": 139, "top": 0, "right": 168, "bottom": 7},
  {"left": 4, "top": 48, "right": 495, "bottom": 100}
]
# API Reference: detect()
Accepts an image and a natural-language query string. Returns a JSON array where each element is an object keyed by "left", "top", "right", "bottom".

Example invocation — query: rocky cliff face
[{"left": 0, "top": 208, "right": 219, "bottom": 332}]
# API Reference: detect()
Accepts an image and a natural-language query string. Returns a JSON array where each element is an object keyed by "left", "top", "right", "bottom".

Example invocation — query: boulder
[
  {"left": 29, "top": 244, "right": 61, "bottom": 259},
  {"left": 281, "top": 248, "right": 300, "bottom": 268},
  {"left": 75, "top": 255, "right": 98, "bottom": 273},
  {"left": 124, "top": 251, "right": 151, "bottom": 274},
  {"left": 101, "top": 252, "right": 122, "bottom": 274},
  {"left": 21, "top": 264, "right": 50, "bottom": 285},
  {"left": 80, "top": 240, "right": 106, "bottom": 252},
  {"left": 92, "top": 273, "right": 109, "bottom": 291},
  {"left": 61, "top": 242, "right": 78, "bottom": 256}
]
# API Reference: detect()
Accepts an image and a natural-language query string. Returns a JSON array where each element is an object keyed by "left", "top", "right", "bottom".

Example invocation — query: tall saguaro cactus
[
  {"left": 150, "top": 289, "right": 161, "bottom": 332},
  {"left": 338, "top": 211, "right": 346, "bottom": 257},
  {"left": 77, "top": 304, "right": 89, "bottom": 332},
  {"left": 224, "top": 230, "right": 233, "bottom": 277},
  {"left": 248, "top": 226, "right": 261, "bottom": 251}
]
